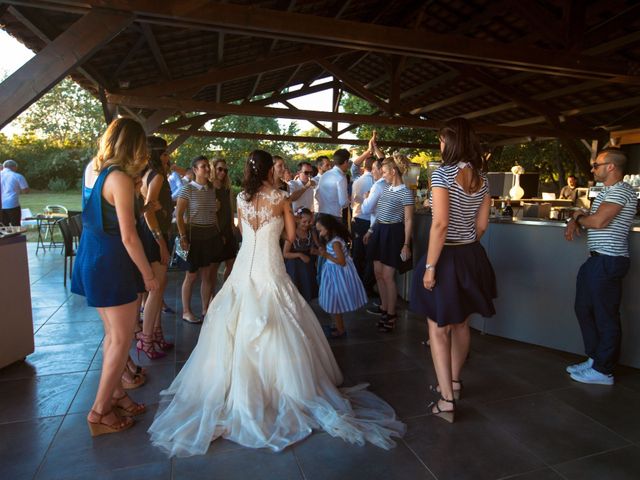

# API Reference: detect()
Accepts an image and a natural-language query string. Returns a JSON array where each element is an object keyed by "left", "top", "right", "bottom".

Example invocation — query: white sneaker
[
  {"left": 566, "top": 357, "right": 593, "bottom": 375},
  {"left": 570, "top": 367, "right": 614, "bottom": 386}
]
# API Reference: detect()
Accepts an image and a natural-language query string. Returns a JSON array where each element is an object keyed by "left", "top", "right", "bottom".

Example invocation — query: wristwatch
[{"left": 425, "top": 263, "right": 435, "bottom": 271}]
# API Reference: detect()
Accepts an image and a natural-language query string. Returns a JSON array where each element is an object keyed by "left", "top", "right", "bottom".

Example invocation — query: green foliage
[
  {"left": 17, "top": 78, "right": 104, "bottom": 147},
  {"left": 47, "top": 178, "right": 69, "bottom": 192},
  {"left": 168, "top": 115, "right": 300, "bottom": 186},
  {"left": 339, "top": 93, "right": 439, "bottom": 157}
]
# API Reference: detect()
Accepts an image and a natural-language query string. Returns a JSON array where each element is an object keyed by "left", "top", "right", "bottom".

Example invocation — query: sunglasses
[
  {"left": 301, "top": 170, "right": 313, "bottom": 175},
  {"left": 216, "top": 167, "right": 228, "bottom": 172},
  {"left": 591, "top": 162, "right": 610, "bottom": 169}
]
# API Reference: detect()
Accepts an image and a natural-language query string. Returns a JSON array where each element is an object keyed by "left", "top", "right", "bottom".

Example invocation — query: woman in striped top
[
  {"left": 367, "top": 158, "right": 414, "bottom": 332},
  {"left": 176, "top": 155, "right": 220, "bottom": 323},
  {"left": 410, "top": 118, "right": 496, "bottom": 423}
]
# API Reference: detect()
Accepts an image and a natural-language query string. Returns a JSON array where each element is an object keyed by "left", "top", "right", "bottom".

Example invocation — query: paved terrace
[{"left": 2, "top": 243, "right": 640, "bottom": 480}]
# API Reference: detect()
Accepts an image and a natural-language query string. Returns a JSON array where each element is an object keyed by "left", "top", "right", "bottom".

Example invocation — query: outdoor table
[{"left": 24, "top": 213, "right": 67, "bottom": 253}]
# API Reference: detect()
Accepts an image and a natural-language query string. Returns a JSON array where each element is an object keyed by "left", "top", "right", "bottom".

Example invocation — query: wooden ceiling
[{"left": 1, "top": 0, "right": 640, "bottom": 151}]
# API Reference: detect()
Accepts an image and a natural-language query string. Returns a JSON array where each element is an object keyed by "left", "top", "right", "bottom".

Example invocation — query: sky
[{"left": 0, "top": 30, "right": 353, "bottom": 140}]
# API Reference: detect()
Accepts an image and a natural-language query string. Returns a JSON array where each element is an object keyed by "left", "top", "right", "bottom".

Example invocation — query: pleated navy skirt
[
  {"left": 410, "top": 241, "right": 497, "bottom": 326},
  {"left": 367, "top": 222, "right": 405, "bottom": 269}
]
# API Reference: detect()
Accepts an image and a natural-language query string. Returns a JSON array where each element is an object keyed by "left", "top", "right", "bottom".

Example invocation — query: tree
[
  {"left": 170, "top": 115, "right": 300, "bottom": 185},
  {"left": 17, "top": 77, "right": 104, "bottom": 147},
  {"left": 339, "top": 93, "right": 439, "bottom": 157}
]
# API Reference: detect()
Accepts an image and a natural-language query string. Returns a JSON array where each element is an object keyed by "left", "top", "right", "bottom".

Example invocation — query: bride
[{"left": 149, "top": 150, "right": 405, "bottom": 457}]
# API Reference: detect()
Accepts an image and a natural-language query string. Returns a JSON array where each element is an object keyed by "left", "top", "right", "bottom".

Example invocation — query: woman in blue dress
[
  {"left": 316, "top": 215, "right": 367, "bottom": 337},
  {"left": 72, "top": 118, "right": 159, "bottom": 436}
]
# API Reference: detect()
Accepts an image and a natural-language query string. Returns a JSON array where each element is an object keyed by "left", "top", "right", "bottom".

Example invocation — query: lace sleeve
[{"left": 238, "top": 189, "right": 286, "bottom": 230}]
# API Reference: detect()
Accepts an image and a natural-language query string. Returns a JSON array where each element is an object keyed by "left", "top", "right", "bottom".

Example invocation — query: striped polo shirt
[
  {"left": 376, "top": 184, "right": 414, "bottom": 223},
  {"left": 588, "top": 181, "right": 636, "bottom": 257},
  {"left": 430, "top": 164, "right": 489, "bottom": 242},
  {"left": 177, "top": 181, "right": 218, "bottom": 226}
]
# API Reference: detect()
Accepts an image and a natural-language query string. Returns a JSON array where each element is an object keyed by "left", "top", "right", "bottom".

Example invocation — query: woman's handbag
[{"left": 175, "top": 236, "right": 189, "bottom": 261}]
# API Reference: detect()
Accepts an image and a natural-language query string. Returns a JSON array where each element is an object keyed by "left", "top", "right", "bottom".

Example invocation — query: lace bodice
[{"left": 237, "top": 189, "right": 286, "bottom": 231}]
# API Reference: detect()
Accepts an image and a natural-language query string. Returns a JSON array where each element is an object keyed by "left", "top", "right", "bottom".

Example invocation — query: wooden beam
[
  {"left": 113, "top": 33, "right": 146, "bottom": 78},
  {"left": 98, "top": 86, "right": 115, "bottom": 125},
  {"left": 409, "top": 87, "right": 490, "bottom": 115},
  {"left": 143, "top": 109, "right": 175, "bottom": 134},
  {"left": 63, "top": 0, "right": 640, "bottom": 84},
  {"left": 165, "top": 115, "right": 211, "bottom": 154},
  {"left": 563, "top": 0, "right": 586, "bottom": 50},
  {"left": 107, "top": 92, "right": 570, "bottom": 138},
  {"left": 316, "top": 58, "right": 390, "bottom": 113},
  {"left": 125, "top": 46, "right": 343, "bottom": 97},
  {"left": 156, "top": 127, "right": 440, "bottom": 150},
  {"left": 511, "top": 0, "right": 566, "bottom": 47},
  {"left": 281, "top": 100, "right": 333, "bottom": 136},
  {"left": 0, "top": 8, "right": 133, "bottom": 129},
  {"left": 140, "top": 23, "right": 171, "bottom": 79}
]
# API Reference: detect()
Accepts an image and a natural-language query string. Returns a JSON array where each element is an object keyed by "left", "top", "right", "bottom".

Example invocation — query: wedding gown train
[{"left": 148, "top": 190, "right": 405, "bottom": 457}]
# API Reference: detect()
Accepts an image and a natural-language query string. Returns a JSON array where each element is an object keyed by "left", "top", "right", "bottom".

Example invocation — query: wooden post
[{"left": 0, "top": 8, "right": 133, "bottom": 130}]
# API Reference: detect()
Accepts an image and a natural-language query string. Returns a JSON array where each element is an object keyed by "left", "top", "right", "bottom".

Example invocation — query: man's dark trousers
[{"left": 574, "top": 253, "right": 630, "bottom": 375}]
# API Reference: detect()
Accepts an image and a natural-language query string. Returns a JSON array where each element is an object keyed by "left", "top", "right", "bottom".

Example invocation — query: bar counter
[
  {"left": 410, "top": 211, "right": 640, "bottom": 368},
  {"left": 0, "top": 234, "right": 34, "bottom": 368}
]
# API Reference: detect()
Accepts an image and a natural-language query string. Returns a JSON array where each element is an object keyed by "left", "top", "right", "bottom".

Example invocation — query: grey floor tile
[
  {"left": 498, "top": 468, "right": 565, "bottom": 479},
  {"left": 0, "top": 372, "right": 84, "bottom": 423},
  {"left": 349, "top": 368, "right": 432, "bottom": 419},
  {"left": 551, "top": 384, "right": 640, "bottom": 442},
  {"left": 32, "top": 306, "right": 60, "bottom": 326},
  {"left": 0, "top": 416, "right": 63, "bottom": 480},
  {"left": 330, "top": 341, "right": 420, "bottom": 377},
  {"left": 36, "top": 409, "right": 167, "bottom": 479},
  {"left": 403, "top": 408, "right": 544, "bottom": 480},
  {"left": 23, "top": 343, "right": 99, "bottom": 377},
  {"left": 554, "top": 445, "right": 640, "bottom": 480},
  {"left": 477, "top": 392, "right": 630, "bottom": 464},
  {"left": 45, "top": 304, "right": 100, "bottom": 323},
  {"left": 35, "top": 321, "right": 104, "bottom": 347},
  {"left": 174, "top": 447, "right": 303, "bottom": 480},
  {"left": 294, "top": 432, "right": 433, "bottom": 480}
]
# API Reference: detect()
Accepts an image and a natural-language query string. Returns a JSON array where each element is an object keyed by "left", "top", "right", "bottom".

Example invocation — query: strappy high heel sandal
[
  {"left": 153, "top": 326, "right": 174, "bottom": 351},
  {"left": 112, "top": 393, "right": 146, "bottom": 417},
  {"left": 87, "top": 409, "right": 133, "bottom": 437},
  {"left": 428, "top": 395, "right": 455, "bottom": 423},
  {"left": 378, "top": 313, "right": 397, "bottom": 332},
  {"left": 126, "top": 355, "right": 146, "bottom": 376},
  {"left": 429, "top": 379, "right": 464, "bottom": 400},
  {"left": 136, "top": 332, "right": 167, "bottom": 360},
  {"left": 121, "top": 369, "right": 145, "bottom": 390}
]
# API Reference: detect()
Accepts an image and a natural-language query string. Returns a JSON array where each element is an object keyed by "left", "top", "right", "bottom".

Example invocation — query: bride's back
[{"left": 235, "top": 188, "right": 287, "bottom": 279}]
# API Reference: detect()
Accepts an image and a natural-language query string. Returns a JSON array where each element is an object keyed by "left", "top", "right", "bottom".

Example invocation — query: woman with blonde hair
[
  {"left": 410, "top": 118, "right": 496, "bottom": 423},
  {"left": 72, "top": 117, "right": 159, "bottom": 436},
  {"left": 366, "top": 158, "right": 414, "bottom": 332},
  {"left": 209, "top": 158, "right": 238, "bottom": 294}
]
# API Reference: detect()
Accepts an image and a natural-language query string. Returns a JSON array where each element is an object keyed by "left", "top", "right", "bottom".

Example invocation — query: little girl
[
  {"left": 283, "top": 208, "right": 319, "bottom": 302},
  {"left": 316, "top": 215, "right": 368, "bottom": 337}
]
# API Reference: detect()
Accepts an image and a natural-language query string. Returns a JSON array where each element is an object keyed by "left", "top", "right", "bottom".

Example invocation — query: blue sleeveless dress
[{"left": 71, "top": 166, "right": 144, "bottom": 307}]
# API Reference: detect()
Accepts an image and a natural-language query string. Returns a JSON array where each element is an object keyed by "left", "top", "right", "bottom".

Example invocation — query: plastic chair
[{"left": 57, "top": 218, "right": 76, "bottom": 286}]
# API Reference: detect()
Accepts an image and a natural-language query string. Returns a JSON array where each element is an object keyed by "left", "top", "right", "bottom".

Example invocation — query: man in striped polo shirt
[{"left": 564, "top": 148, "right": 637, "bottom": 385}]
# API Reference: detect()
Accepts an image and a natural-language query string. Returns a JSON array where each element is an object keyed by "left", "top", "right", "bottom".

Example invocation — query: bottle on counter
[
  {"left": 503, "top": 198, "right": 513, "bottom": 217},
  {"left": 500, "top": 200, "right": 506, "bottom": 215}
]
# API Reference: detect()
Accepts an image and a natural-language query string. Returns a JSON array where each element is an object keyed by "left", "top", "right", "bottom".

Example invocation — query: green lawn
[
  {"left": 20, "top": 190, "right": 82, "bottom": 216},
  {"left": 18, "top": 190, "right": 82, "bottom": 243}
]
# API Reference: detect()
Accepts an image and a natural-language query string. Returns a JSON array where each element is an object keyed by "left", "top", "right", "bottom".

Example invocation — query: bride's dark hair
[{"left": 242, "top": 149, "right": 274, "bottom": 201}]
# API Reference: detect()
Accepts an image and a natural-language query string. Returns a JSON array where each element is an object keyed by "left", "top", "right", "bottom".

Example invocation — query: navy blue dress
[
  {"left": 284, "top": 230, "right": 318, "bottom": 302},
  {"left": 71, "top": 166, "right": 144, "bottom": 307}
]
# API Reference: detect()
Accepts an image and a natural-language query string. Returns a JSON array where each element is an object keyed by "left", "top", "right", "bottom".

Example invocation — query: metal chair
[
  {"left": 43, "top": 205, "right": 68, "bottom": 250},
  {"left": 57, "top": 218, "right": 76, "bottom": 286},
  {"left": 68, "top": 214, "right": 83, "bottom": 249}
]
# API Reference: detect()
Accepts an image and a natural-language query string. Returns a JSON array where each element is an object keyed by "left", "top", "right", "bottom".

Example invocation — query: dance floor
[{"left": 2, "top": 243, "right": 640, "bottom": 480}]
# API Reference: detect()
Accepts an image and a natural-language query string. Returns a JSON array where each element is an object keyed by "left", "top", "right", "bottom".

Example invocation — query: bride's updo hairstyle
[{"left": 242, "top": 149, "right": 274, "bottom": 201}]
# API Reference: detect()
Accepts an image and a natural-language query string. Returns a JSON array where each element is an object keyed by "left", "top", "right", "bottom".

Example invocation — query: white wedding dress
[{"left": 148, "top": 189, "right": 405, "bottom": 457}]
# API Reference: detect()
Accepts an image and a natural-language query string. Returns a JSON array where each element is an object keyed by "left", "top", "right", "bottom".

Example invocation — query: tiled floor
[{"left": 3, "top": 243, "right": 640, "bottom": 480}]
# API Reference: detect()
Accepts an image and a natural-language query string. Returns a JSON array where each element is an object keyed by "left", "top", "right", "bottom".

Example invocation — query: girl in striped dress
[{"left": 316, "top": 215, "right": 367, "bottom": 338}]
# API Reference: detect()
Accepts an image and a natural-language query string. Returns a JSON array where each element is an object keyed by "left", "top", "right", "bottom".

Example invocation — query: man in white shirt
[
  {"left": 351, "top": 156, "right": 382, "bottom": 291},
  {"left": 312, "top": 155, "right": 331, "bottom": 213},
  {"left": 288, "top": 161, "right": 316, "bottom": 212},
  {"left": 362, "top": 160, "right": 387, "bottom": 242},
  {"left": 168, "top": 162, "right": 188, "bottom": 201},
  {"left": 1, "top": 159, "right": 29, "bottom": 226},
  {"left": 315, "top": 149, "right": 350, "bottom": 221}
]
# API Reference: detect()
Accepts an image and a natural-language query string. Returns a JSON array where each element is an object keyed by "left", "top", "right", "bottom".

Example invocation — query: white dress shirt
[
  {"left": 288, "top": 179, "right": 314, "bottom": 212},
  {"left": 315, "top": 166, "right": 349, "bottom": 218},
  {"left": 361, "top": 178, "right": 388, "bottom": 227},
  {"left": 0, "top": 170, "right": 28, "bottom": 209},
  {"left": 351, "top": 171, "right": 374, "bottom": 221}
]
